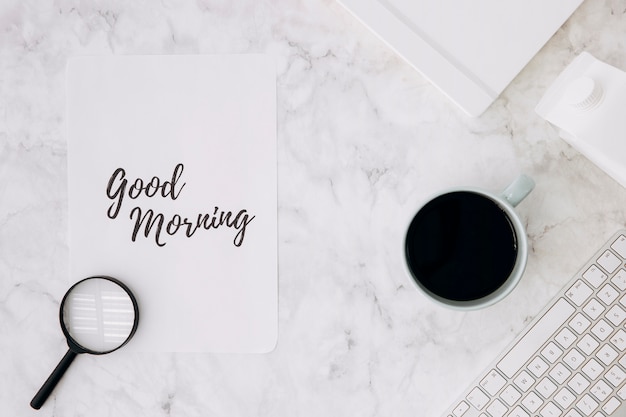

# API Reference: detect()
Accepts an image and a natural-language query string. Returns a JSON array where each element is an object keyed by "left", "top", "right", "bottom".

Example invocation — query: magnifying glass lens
[
  {"left": 31, "top": 276, "right": 138, "bottom": 410},
  {"left": 62, "top": 278, "right": 136, "bottom": 352}
]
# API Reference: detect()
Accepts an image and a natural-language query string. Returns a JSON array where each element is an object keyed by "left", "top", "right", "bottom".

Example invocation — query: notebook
[
  {"left": 337, "top": 0, "right": 584, "bottom": 116},
  {"left": 66, "top": 55, "right": 277, "bottom": 353}
]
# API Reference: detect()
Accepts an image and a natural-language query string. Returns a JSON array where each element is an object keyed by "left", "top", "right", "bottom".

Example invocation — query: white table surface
[{"left": 2, "top": 0, "right": 626, "bottom": 416}]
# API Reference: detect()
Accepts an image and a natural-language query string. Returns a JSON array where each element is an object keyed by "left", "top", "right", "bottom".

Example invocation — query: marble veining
[{"left": 2, "top": 0, "right": 626, "bottom": 416}]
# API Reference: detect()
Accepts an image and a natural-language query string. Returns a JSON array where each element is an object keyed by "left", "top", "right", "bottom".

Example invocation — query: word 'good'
[{"left": 105, "top": 163, "right": 255, "bottom": 247}]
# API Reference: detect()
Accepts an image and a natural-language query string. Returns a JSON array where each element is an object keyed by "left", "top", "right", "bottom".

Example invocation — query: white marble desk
[{"left": 2, "top": 0, "right": 626, "bottom": 416}]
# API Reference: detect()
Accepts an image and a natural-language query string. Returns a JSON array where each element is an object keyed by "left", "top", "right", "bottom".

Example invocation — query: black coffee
[{"left": 405, "top": 191, "right": 518, "bottom": 301}]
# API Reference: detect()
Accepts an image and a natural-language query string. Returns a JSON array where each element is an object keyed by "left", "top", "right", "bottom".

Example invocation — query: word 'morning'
[
  {"left": 130, "top": 206, "right": 254, "bottom": 247},
  {"left": 105, "top": 163, "right": 255, "bottom": 247}
]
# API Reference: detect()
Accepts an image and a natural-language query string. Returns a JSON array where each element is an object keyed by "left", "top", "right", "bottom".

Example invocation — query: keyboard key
[
  {"left": 602, "top": 396, "right": 621, "bottom": 415},
  {"left": 590, "top": 379, "right": 612, "bottom": 402},
  {"left": 583, "top": 265, "right": 608, "bottom": 288},
  {"left": 569, "top": 373, "right": 591, "bottom": 394},
  {"left": 598, "top": 250, "right": 622, "bottom": 274},
  {"left": 598, "top": 283, "right": 619, "bottom": 305},
  {"left": 452, "top": 401, "right": 469, "bottom": 416},
  {"left": 611, "top": 269, "right": 626, "bottom": 290},
  {"left": 619, "top": 385, "right": 626, "bottom": 400},
  {"left": 591, "top": 319, "right": 613, "bottom": 341},
  {"left": 466, "top": 387, "right": 489, "bottom": 410},
  {"left": 541, "top": 342, "right": 563, "bottom": 363},
  {"left": 500, "top": 385, "right": 521, "bottom": 406},
  {"left": 564, "top": 410, "right": 583, "bottom": 417},
  {"left": 566, "top": 281, "right": 593, "bottom": 306},
  {"left": 528, "top": 357, "right": 550, "bottom": 377},
  {"left": 610, "top": 234, "right": 626, "bottom": 258},
  {"left": 606, "top": 304, "right": 626, "bottom": 326},
  {"left": 563, "top": 348, "right": 585, "bottom": 370},
  {"left": 540, "top": 401, "right": 562, "bottom": 417},
  {"left": 570, "top": 313, "right": 592, "bottom": 334},
  {"left": 610, "top": 329, "right": 626, "bottom": 351},
  {"left": 510, "top": 405, "right": 530, "bottom": 417},
  {"left": 577, "top": 334, "right": 600, "bottom": 355},
  {"left": 554, "top": 387, "right": 576, "bottom": 408},
  {"left": 497, "top": 298, "right": 575, "bottom": 378},
  {"left": 513, "top": 370, "right": 534, "bottom": 392},
  {"left": 522, "top": 391, "right": 543, "bottom": 413},
  {"left": 606, "top": 364, "right": 626, "bottom": 387},
  {"left": 583, "top": 299, "right": 605, "bottom": 320},
  {"left": 486, "top": 398, "right": 507, "bottom": 417},
  {"left": 596, "top": 344, "right": 618, "bottom": 365},
  {"left": 549, "top": 363, "right": 571, "bottom": 384},
  {"left": 555, "top": 327, "right": 577, "bottom": 349},
  {"left": 479, "top": 369, "right": 506, "bottom": 396},
  {"left": 582, "top": 358, "right": 604, "bottom": 380},
  {"left": 576, "top": 394, "right": 599, "bottom": 416},
  {"left": 537, "top": 377, "right": 558, "bottom": 398}
]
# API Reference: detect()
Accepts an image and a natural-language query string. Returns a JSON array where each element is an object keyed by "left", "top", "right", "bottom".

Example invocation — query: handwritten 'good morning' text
[{"left": 105, "top": 163, "right": 254, "bottom": 247}]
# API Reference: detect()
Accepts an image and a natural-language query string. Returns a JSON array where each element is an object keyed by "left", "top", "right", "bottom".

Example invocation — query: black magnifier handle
[{"left": 30, "top": 349, "right": 77, "bottom": 410}]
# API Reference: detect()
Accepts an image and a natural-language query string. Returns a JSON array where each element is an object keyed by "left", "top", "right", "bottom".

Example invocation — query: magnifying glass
[{"left": 30, "top": 276, "right": 139, "bottom": 410}]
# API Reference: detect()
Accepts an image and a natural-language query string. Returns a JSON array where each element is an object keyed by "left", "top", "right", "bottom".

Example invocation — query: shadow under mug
[{"left": 403, "top": 175, "right": 535, "bottom": 310}]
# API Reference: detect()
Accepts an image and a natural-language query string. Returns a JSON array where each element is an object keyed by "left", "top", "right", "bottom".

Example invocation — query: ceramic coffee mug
[{"left": 404, "top": 175, "right": 535, "bottom": 310}]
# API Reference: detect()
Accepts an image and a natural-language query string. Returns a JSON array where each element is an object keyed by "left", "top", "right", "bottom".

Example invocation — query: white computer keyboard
[{"left": 443, "top": 230, "right": 626, "bottom": 417}]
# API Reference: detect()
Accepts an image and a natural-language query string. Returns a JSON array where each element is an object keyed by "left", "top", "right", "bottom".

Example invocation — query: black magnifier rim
[{"left": 59, "top": 275, "right": 139, "bottom": 355}]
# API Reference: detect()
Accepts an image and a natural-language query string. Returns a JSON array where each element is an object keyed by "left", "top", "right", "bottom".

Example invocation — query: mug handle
[{"left": 501, "top": 175, "right": 535, "bottom": 207}]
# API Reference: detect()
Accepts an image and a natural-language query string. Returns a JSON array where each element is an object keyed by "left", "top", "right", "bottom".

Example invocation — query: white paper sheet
[
  {"left": 338, "top": 0, "right": 583, "bottom": 116},
  {"left": 66, "top": 55, "right": 277, "bottom": 353}
]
